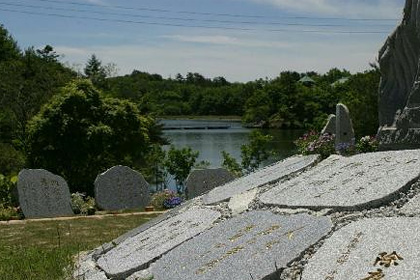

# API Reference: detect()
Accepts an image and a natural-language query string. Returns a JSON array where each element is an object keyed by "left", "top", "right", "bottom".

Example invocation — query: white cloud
[
  {"left": 249, "top": 0, "right": 404, "bottom": 19},
  {"left": 55, "top": 30, "right": 387, "bottom": 82},
  {"left": 162, "top": 35, "right": 293, "bottom": 48}
]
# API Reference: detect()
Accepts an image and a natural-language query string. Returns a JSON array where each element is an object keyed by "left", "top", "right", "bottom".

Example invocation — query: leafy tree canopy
[{"left": 27, "top": 80, "right": 164, "bottom": 195}]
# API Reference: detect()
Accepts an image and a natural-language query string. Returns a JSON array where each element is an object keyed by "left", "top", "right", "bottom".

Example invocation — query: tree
[
  {"left": 221, "top": 130, "right": 274, "bottom": 175},
  {"left": 164, "top": 146, "right": 199, "bottom": 193},
  {"left": 0, "top": 24, "right": 20, "bottom": 62},
  {"left": 27, "top": 80, "right": 163, "bottom": 195},
  {"left": 240, "top": 131, "right": 273, "bottom": 173},
  {"left": 0, "top": 46, "right": 75, "bottom": 152},
  {"left": 84, "top": 54, "right": 106, "bottom": 86},
  {"left": 338, "top": 68, "right": 380, "bottom": 137}
]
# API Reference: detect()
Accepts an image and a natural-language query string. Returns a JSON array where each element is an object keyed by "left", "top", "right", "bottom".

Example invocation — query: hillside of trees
[
  {"left": 0, "top": 23, "right": 380, "bottom": 193},
  {"left": 99, "top": 63, "right": 379, "bottom": 136}
]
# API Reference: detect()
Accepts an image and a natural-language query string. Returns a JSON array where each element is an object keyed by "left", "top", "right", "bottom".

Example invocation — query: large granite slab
[
  {"left": 377, "top": 0, "right": 420, "bottom": 149},
  {"left": 185, "top": 168, "right": 235, "bottom": 199},
  {"left": 97, "top": 207, "right": 220, "bottom": 278},
  {"left": 302, "top": 217, "right": 420, "bottom": 280},
  {"left": 17, "top": 169, "right": 73, "bottom": 218},
  {"left": 151, "top": 211, "right": 332, "bottom": 280},
  {"left": 94, "top": 166, "right": 150, "bottom": 210},
  {"left": 91, "top": 199, "right": 197, "bottom": 258},
  {"left": 203, "top": 155, "right": 320, "bottom": 205},
  {"left": 400, "top": 193, "right": 420, "bottom": 216},
  {"left": 260, "top": 150, "right": 420, "bottom": 210}
]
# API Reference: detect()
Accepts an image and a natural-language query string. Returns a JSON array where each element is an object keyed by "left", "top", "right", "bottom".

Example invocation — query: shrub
[
  {"left": 151, "top": 189, "right": 183, "bottom": 210},
  {"left": 70, "top": 192, "right": 96, "bottom": 215},
  {"left": 356, "top": 136, "right": 378, "bottom": 153},
  {"left": 294, "top": 131, "right": 335, "bottom": 159},
  {"left": 0, "top": 206, "right": 19, "bottom": 221},
  {"left": 0, "top": 174, "right": 18, "bottom": 207}
]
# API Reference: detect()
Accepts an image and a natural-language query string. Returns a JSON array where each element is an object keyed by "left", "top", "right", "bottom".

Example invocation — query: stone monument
[
  {"left": 94, "top": 166, "right": 150, "bottom": 211},
  {"left": 17, "top": 169, "right": 74, "bottom": 218},
  {"left": 320, "top": 114, "right": 336, "bottom": 135},
  {"left": 377, "top": 0, "right": 420, "bottom": 149},
  {"left": 335, "top": 103, "right": 355, "bottom": 148},
  {"left": 185, "top": 168, "right": 235, "bottom": 199},
  {"left": 319, "top": 103, "right": 354, "bottom": 150}
]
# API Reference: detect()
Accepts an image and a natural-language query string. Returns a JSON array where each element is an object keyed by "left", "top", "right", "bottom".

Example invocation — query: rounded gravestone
[
  {"left": 94, "top": 166, "right": 150, "bottom": 210},
  {"left": 17, "top": 169, "right": 74, "bottom": 218},
  {"left": 185, "top": 168, "right": 235, "bottom": 199}
]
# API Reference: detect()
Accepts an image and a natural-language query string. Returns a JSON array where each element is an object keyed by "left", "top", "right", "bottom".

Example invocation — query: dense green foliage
[
  {"left": 0, "top": 23, "right": 381, "bottom": 199},
  {"left": 222, "top": 130, "right": 274, "bottom": 175},
  {"left": 27, "top": 80, "right": 164, "bottom": 195},
  {"left": 101, "top": 67, "right": 380, "bottom": 137},
  {"left": 164, "top": 146, "right": 199, "bottom": 192}
]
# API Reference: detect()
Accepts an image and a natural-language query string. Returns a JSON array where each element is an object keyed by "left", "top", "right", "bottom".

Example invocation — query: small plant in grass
[
  {"left": 71, "top": 192, "right": 96, "bottom": 215},
  {"left": 0, "top": 206, "right": 19, "bottom": 221},
  {"left": 356, "top": 135, "right": 378, "bottom": 153},
  {"left": 151, "top": 189, "right": 183, "bottom": 210},
  {"left": 294, "top": 131, "right": 335, "bottom": 159}
]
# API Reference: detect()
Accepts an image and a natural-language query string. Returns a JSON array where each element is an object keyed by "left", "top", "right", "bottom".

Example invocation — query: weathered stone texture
[
  {"left": 94, "top": 166, "right": 150, "bottom": 210},
  {"left": 320, "top": 114, "right": 336, "bottom": 135},
  {"left": 151, "top": 211, "right": 332, "bottom": 280},
  {"left": 260, "top": 150, "right": 420, "bottom": 210},
  {"left": 302, "top": 217, "right": 420, "bottom": 280},
  {"left": 377, "top": 0, "right": 420, "bottom": 149},
  {"left": 203, "top": 155, "right": 320, "bottom": 205},
  {"left": 17, "top": 169, "right": 73, "bottom": 218},
  {"left": 97, "top": 207, "right": 221, "bottom": 278},
  {"left": 185, "top": 168, "right": 235, "bottom": 199},
  {"left": 335, "top": 103, "right": 354, "bottom": 148}
]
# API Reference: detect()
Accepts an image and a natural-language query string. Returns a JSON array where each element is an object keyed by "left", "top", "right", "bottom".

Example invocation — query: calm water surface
[{"left": 161, "top": 119, "right": 303, "bottom": 168}]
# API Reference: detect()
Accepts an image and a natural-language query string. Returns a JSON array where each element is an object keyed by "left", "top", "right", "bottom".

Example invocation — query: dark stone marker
[
  {"left": 94, "top": 166, "right": 150, "bottom": 211},
  {"left": 185, "top": 168, "right": 235, "bottom": 199},
  {"left": 17, "top": 169, "right": 73, "bottom": 218}
]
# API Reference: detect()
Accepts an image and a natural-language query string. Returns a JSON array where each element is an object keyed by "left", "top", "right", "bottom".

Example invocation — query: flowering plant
[
  {"left": 356, "top": 136, "right": 378, "bottom": 153},
  {"left": 151, "top": 189, "right": 183, "bottom": 210},
  {"left": 294, "top": 131, "right": 335, "bottom": 159},
  {"left": 71, "top": 192, "right": 96, "bottom": 215},
  {"left": 336, "top": 140, "right": 356, "bottom": 156}
]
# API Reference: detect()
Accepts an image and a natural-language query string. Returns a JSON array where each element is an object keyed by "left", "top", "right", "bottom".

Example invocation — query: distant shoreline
[{"left": 159, "top": 115, "right": 242, "bottom": 121}]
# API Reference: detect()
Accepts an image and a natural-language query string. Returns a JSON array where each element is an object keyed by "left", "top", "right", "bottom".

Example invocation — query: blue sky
[{"left": 0, "top": 0, "right": 405, "bottom": 81}]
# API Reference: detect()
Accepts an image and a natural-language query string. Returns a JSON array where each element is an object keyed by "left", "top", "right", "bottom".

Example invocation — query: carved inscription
[
  {"left": 195, "top": 223, "right": 288, "bottom": 275},
  {"left": 152, "top": 212, "right": 332, "bottom": 280},
  {"left": 360, "top": 251, "right": 403, "bottom": 280},
  {"left": 97, "top": 207, "right": 221, "bottom": 277},
  {"left": 325, "top": 231, "right": 363, "bottom": 280}
]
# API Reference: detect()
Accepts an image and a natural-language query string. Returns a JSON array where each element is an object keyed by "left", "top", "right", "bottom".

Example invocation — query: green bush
[
  {"left": 0, "top": 143, "right": 25, "bottom": 175},
  {"left": 0, "top": 206, "right": 19, "bottom": 221},
  {"left": 70, "top": 192, "right": 96, "bottom": 215},
  {"left": 356, "top": 136, "right": 378, "bottom": 153},
  {"left": 0, "top": 174, "right": 18, "bottom": 207}
]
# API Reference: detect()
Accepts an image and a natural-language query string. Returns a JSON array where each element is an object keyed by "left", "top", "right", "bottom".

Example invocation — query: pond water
[{"left": 161, "top": 119, "right": 303, "bottom": 168}]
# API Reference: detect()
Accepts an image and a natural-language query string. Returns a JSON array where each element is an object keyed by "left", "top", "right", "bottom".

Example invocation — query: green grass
[{"left": 0, "top": 214, "right": 160, "bottom": 280}]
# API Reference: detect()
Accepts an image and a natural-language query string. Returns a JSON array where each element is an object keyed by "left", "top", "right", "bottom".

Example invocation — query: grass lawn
[{"left": 0, "top": 214, "right": 160, "bottom": 280}]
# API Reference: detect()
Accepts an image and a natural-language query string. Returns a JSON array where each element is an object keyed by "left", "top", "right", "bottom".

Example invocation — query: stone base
[{"left": 378, "top": 127, "right": 420, "bottom": 150}]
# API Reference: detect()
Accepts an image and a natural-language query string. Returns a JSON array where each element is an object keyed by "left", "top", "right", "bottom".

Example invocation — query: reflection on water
[{"left": 162, "top": 119, "right": 302, "bottom": 168}]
